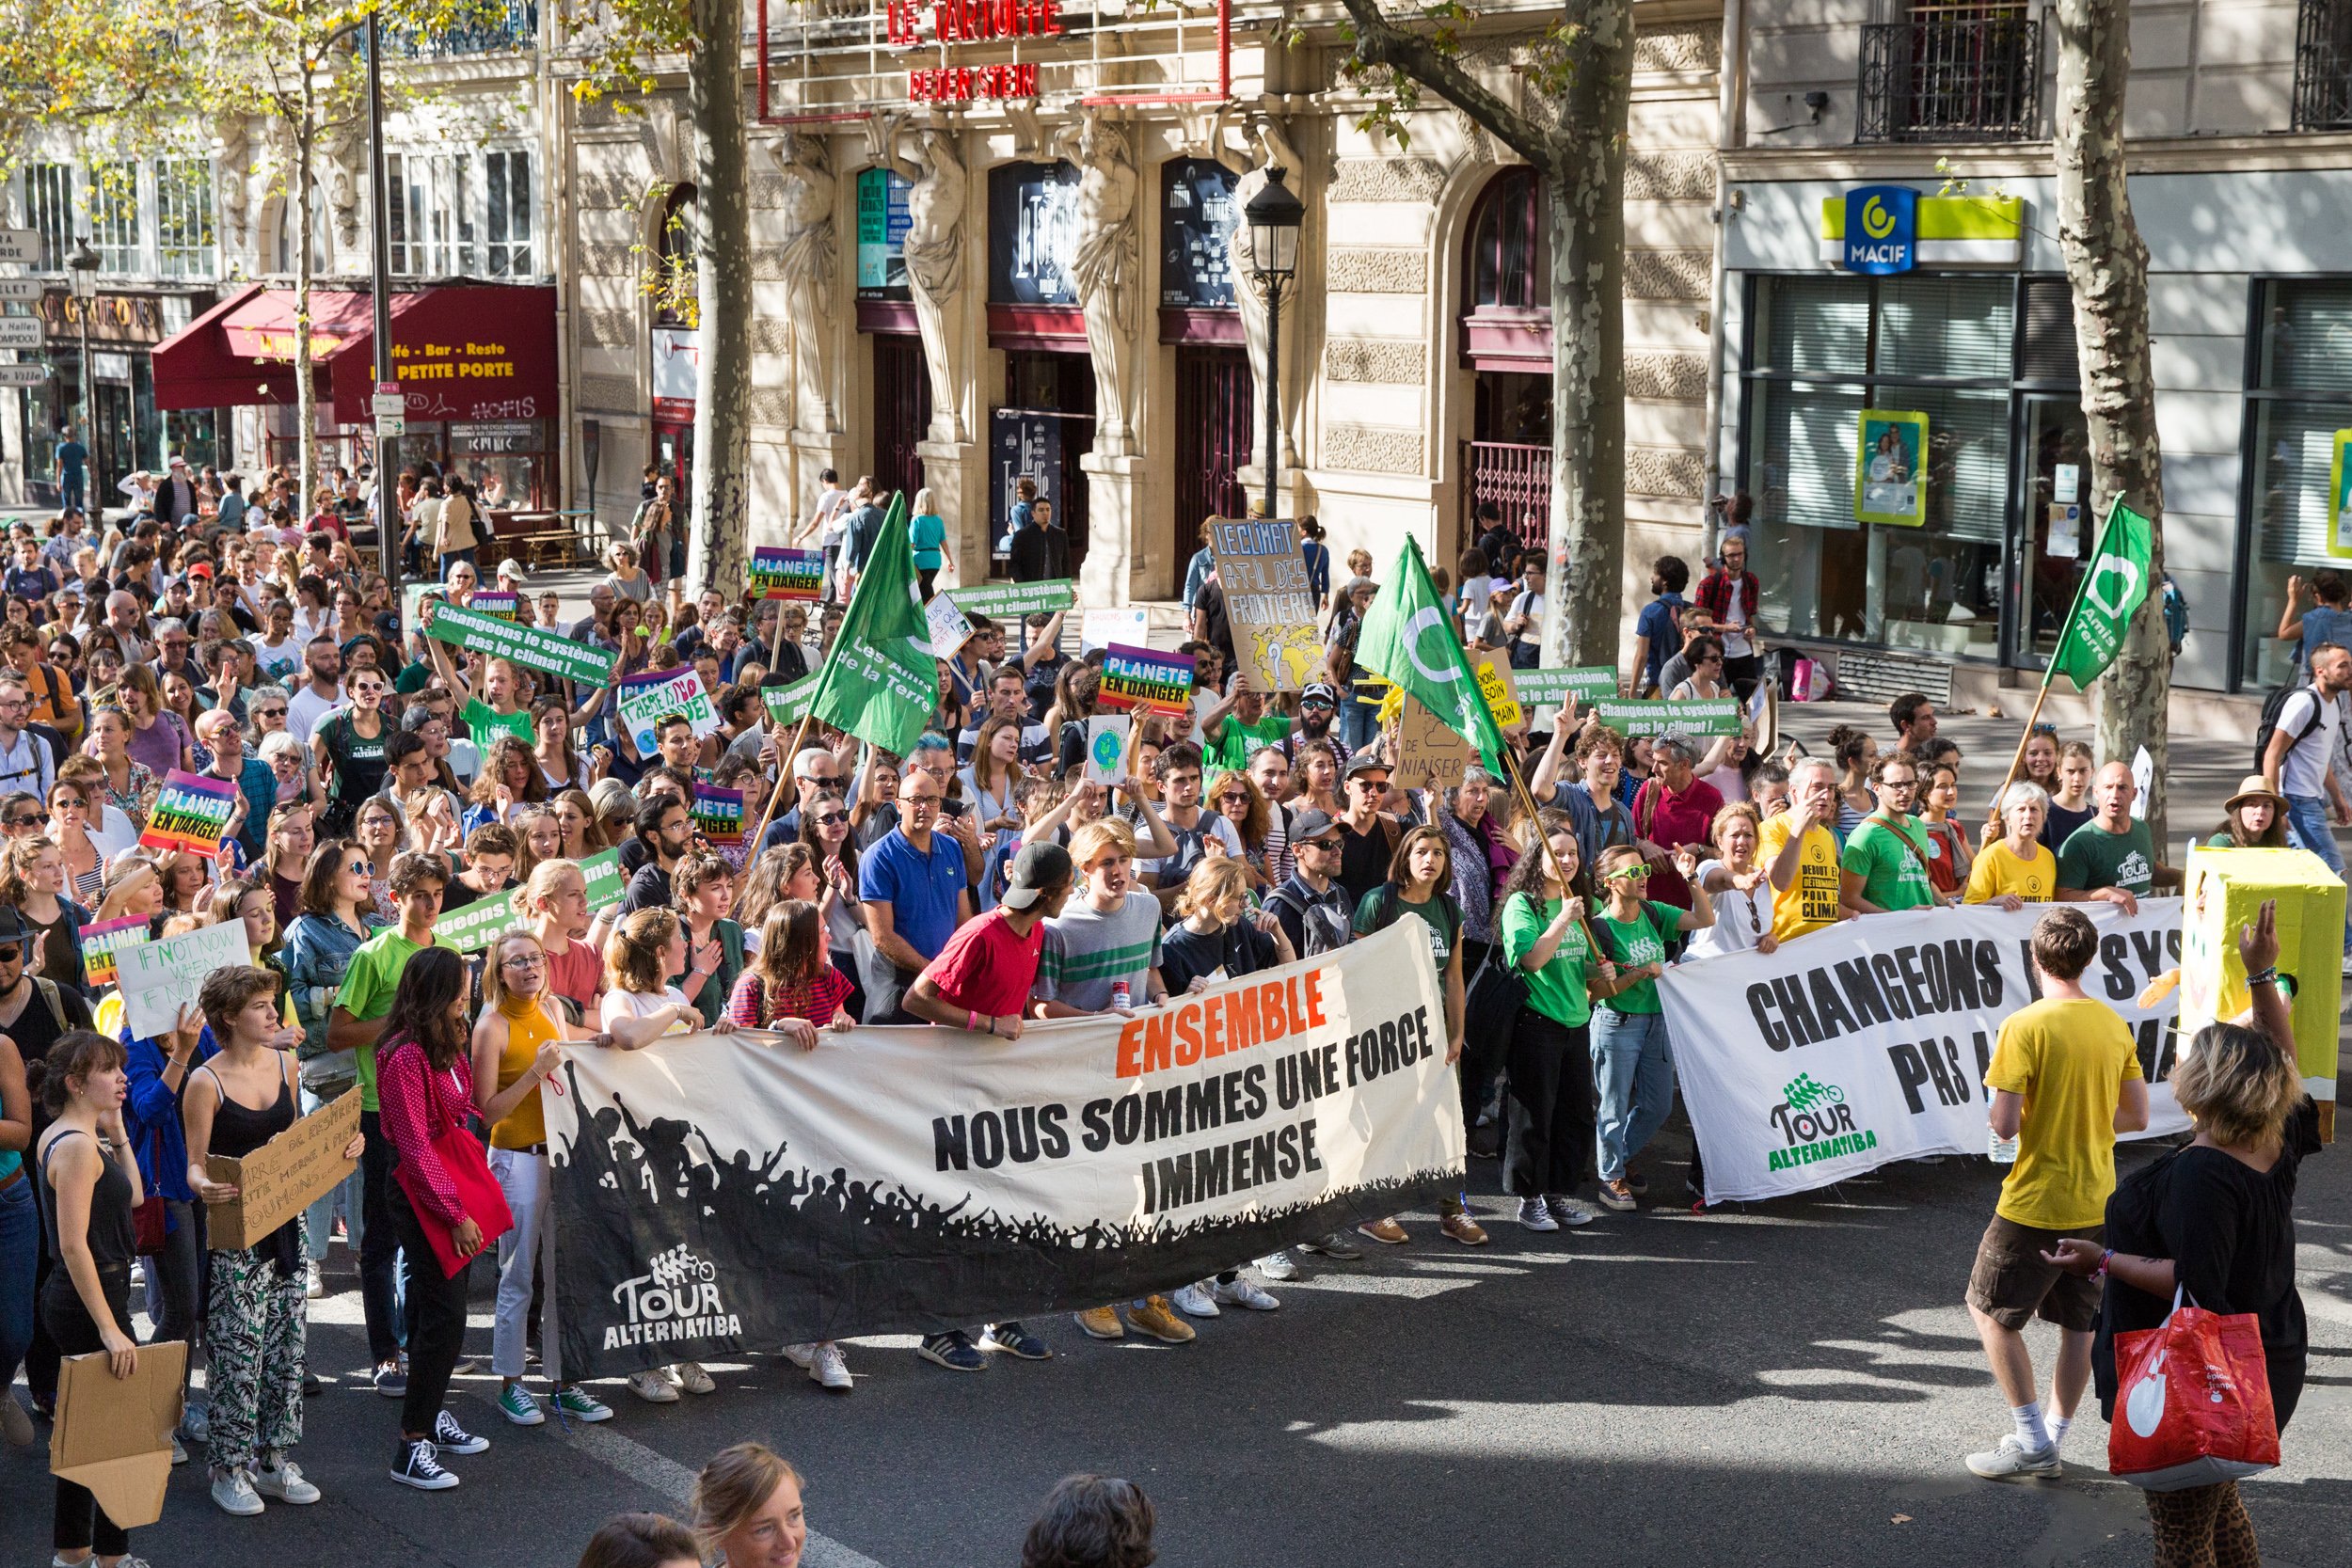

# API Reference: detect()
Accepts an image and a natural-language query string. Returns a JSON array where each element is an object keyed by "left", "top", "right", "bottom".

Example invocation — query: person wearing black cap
[
  {"left": 1335, "top": 752, "right": 1402, "bottom": 909},
  {"left": 899, "top": 841, "right": 1073, "bottom": 1372},
  {"left": 1280, "top": 680, "right": 1351, "bottom": 771}
]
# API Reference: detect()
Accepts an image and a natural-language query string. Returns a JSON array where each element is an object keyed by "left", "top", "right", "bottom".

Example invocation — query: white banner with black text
[{"left": 1660, "top": 900, "right": 2191, "bottom": 1206}]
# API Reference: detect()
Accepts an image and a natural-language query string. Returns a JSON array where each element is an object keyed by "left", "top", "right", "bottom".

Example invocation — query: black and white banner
[
  {"left": 1661, "top": 900, "right": 2192, "bottom": 1206},
  {"left": 544, "top": 922, "right": 1462, "bottom": 1378}
]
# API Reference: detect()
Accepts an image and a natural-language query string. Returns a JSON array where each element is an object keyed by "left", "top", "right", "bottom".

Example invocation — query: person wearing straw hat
[{"left": 2209, "top": 775, "right": 2293, "bottom": 850}]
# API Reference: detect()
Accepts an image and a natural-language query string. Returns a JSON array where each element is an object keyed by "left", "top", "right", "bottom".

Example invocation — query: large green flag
[
  {"left": 1355, "top": 534, "right": 1509, "bottom": 769},
  {"left": 806, "top": 494, "right": 935, "bottom": 756},
  {"left": 2046, "top": 497, "right": 2154, "bottom": 690}
]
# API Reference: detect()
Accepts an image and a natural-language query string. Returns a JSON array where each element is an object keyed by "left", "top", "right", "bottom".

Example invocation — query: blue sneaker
[
  {"left": 981, "top": 1322, "right": 1052, "bottom": 1361},
  {"left": 916, "top": 1331, "right": 987, "bottom": 1372}
]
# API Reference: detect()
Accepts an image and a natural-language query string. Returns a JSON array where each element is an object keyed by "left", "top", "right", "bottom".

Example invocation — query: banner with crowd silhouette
[
  {"left": 1661, "top": 899, "right": 2194, "bottom": 1207},
  {"left": 543, "top": 922, "right": 1463, "bottom": 1378}
]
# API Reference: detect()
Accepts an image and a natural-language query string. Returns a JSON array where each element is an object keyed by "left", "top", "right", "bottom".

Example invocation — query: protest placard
[
  {"left": 78, "top": 915, "right": 150, "bottom": 990},
  {"left": 1082, "top": 607, "right": 1149, "bottom": 653},
  {"left": 1473, "top": 660, "right": 1523, "bottom": 728},
  {"left": 1082, "top": 715, "right": 1130, "bottom": 786},
  {"left": 137, "top": 770, "right": 239, "bottom": 858},
  {"left": 1588, "top": 697, "right": 1742, "bottom": 736},
  {"left": 761, "top": 672, "right": 819, "bottom": 730},
  {"left": 1512, "top": 666, "right": 1619, "bottom": 713},
  {"left": 925, "top": 594, "right": 975, "bottom": 657},
  {"left": 202, "top": 1087, "right": 362, "bottom": 1251},
  {"left": 946, "top": 578, "right": 1076, "bottom": 618},
  {"left": 472, "top": 590, "right": 520, "bottom": 622},
  {"left": 1391, "top": 695, "right": 1472, "bottom": 790},
  {"left": 615, "top": 666, "right": 721, "bottom": 753},
  {"left": 54, "top": 1339, "right": 184, "bottom": 1530},
  {"left": 1097, "top": 643, "right": 1196, "bottom": 714},
  {"left": 118, "top": 921, "right": 249, "bottom": 1039},
  {"left": 692, "top": 784, "right": 746, "bottom": 843},
  {"left": 1209, "top": 517, "right": 1322, "bottom": 691},
  {"left": 435, "top": 847, "right": 625, "bottom": 953},
  {"left": 750, "top": 546, "right": 826, "bottom": 601},
  {"left": 422, "top": 598, "right": 616, "bottom": 688}
]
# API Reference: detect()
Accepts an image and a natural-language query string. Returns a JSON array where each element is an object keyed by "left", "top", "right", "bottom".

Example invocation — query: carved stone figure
[
  {"left": 875, "top": 113, "right": 966, "bottom": 445},
  {"left": 216, "top": 114, "right": 252, "bottom": 265},
  {"left": 1216, "top": 113, "right": 1301, "bottom": 470},
  {"left": 1059, "top": 111, "right": 1139, "bottom": 455},
  {"left": 323, "top": 118, "right": 366, "bottom": 266},
  {"left": 771, "top": 135, "right": 838, "bottom": 436}
]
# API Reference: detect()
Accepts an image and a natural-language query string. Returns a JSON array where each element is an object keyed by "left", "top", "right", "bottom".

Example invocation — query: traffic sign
[
  {"left": 372, "top": 391, "right": 405, "bottom": 417},
  {"left": 0, "top": 230, "right": 40, "bottom": 265},
  {"left": 375, "top": 414, "right": 405, "bottom": 439},
  {"left": 0, "top": 319, "right": 44, "bottom": 349},
  {"left": 0, "top": 279, "right": 40, "bottom": 301},
  {"left": 0, "top": 364, "right": 49, "bottom": 387}
]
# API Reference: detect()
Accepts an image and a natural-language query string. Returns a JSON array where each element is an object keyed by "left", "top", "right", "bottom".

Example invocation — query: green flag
[
  {"left": 2046, "top": 497, "right": 2154, "bottom": 690},
  {"left": 806, "top": 493, "right": 935, "bottom": 756},
  {"left": 1355, "top": 535, "right": 1508, "bottom": 769}
]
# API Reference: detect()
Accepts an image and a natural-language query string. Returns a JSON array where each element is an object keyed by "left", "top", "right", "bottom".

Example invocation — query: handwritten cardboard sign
[
  {"left": 750, "top": 546, "right": 826, "bottom": 601},
  {"left": 78, "top": 914, "right": 151, "bottom": 990},
  {"left": 1209, "top": 517, "right": 1323, "bottom": 692},
  {"left": 924, "top": 594, "right": 975, "bottom": 657},
  {"left": 117, "top": 921, "right": 248, "bottom": 1040},
  {"left": 54, "top": 1338, "right": 185, "bottom": 1530},
  {"left": 614, "top": 666, "right": 721, "bottom": 754},
  {"left": 1083, "top": 715, "right": 1131, "bottom": 786},
  {"left": 1097, "top": 643, "right": 1196, "bottom": 715},
  {"left": 1081, "top": 607, "right": 1149, "bottom": 654},
  {"left": 1473, "top": 659, "right": 1523, "bottom": 729},
  {"left": 138, "top": 769, "right": 238, "bottom": 858},
  {"left": 1390, "top": 694, "right": 1473, "bottom": 791},
  {"left": 202, "top": 1087, "right": 361, "bottom": 1252}
]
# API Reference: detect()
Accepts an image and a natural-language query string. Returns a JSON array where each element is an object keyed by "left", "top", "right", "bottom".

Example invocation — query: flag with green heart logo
[
  {"left": 1354, "top": 535, "right": 1508, "bottom": 771},
  {"left": 806, "top": 493, "right": 936, "bottom": 756},
  {"left": 2046, "top": 497, "right": 2154, "bottom": 690}
]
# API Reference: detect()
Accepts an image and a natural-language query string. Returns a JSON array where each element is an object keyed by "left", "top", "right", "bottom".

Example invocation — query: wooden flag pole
[
  {"left": 732, "top": 710, "right": 816, "bottom": 916},
  {"left": 1985, "top": 679, "right": 2055, "bottom": 829}
]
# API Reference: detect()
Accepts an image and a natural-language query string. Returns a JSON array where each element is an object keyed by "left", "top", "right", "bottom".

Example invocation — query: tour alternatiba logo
[
  {"left": 1767, "top": 1073, "right": 1878, "bottom": 1172},
  {"left": 605, "top": 1243, "right": 741, "bottom": 1352}
]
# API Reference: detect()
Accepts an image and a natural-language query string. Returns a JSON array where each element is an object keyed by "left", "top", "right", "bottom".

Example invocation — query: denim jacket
[{"left": 280, "top": 911, "right": 383, "bottom": 1092}]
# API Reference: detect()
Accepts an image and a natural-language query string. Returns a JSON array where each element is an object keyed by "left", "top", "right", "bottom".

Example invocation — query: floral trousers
[{"left": 203, "top": 1245, "right": 306, "bottom": 1473}]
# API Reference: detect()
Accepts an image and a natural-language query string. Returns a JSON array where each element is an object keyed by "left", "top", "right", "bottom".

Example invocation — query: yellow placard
[{"left": 1474, "top": 660, "right": 1522, "bottom": 729}]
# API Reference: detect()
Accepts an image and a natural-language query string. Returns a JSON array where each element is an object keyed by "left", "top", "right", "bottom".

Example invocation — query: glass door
[{"left": 2010, "top": 395, "right": 2092, "bottom": 668}]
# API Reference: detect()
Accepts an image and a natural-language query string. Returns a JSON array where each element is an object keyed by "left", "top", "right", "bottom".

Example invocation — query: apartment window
[
  {"left": 2240, "top": 279, "right": 2352, "bottom": 687},
  {"left": 87, "top": 162, "right": 139, "bottom": 274},
  {"left": 153, "top": 158, "right": 215, "bottom": 279},
  {"left": 485, "top": 150, "right": 532, "bottom": 277},
  {"left": 1857, "top": 3, "right": 2042, "bottom": 143},
  {"left": 24, "top": 164, "right": 72, "bottom": 271},
  {"left": 389, "top": 152, "right": 477, "bottom": 277},
  {"left": 2295, "top": 0, "right": 2352, "bottom": 129}
]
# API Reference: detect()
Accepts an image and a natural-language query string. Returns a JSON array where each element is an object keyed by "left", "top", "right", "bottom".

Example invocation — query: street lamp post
[
  {"left": 66, "top": 238, "right": 98, "bottom": 500},
  {"left": 1244, "top": 167, "right": 1303, "bottom": 521}
]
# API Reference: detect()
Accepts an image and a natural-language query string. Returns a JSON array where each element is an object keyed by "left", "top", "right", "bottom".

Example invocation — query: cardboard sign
[
  {"left": 692, "top": 784, "right": 745, "bottom": 843},
  {"left": 750, "top": 546, "right": 826, "bottom": 601},
  {"left": 423, "top": 598, "right": 617, "bottom": 688},
  {"left": 78, "top": 914, "right": 151, "bottom": 990},
  {"left": 435, "top": 847, "right": 625, "bottom": 953},
  {"left": 2180, "top": 847, "right": 2343, "bottom": 1141},
  {"left": 202, "top": 1087, "right": 362, "bottom": 1252},
  {"left": 54, "top": 1339, "right": 186, "bottom": 1530},
  {"left": 1588, "top": 697, "right": 1743, "bottom": 736},
  {"left": 1390, "top": 694, "right": 1473, "bottom": 791},
  {"left": 615, "top": 666, "right": 722, "bottom": 754},
  {"left": 1473, "top": 660, "right": 1523, "bottom": 728},
  {"left": 925, "top": 594, "right": 975, "bottom": 657},
  {"left": 946, "top": 578, "right": 1076, "bottom": 618},
  {"left": 117, "top": 921, "right": 249, "bottom": 1040},
  {"left": 1081, "top": 607, "right": 1149, "bottom": 654},
  {"left": 1082, "top": 715, "right": 1130, "bottom": 786},
  {"left": 472, "top": 590, "right": 521, "bottom": 623},
  {"left": 1209, "top": 517, "right": 1322, "bottom": 692},
  {"left": 138, "top": 769, "right": 238, "bottom": 858},
  {"left": 1097, "top": 643, "right": 1196, "bottom": 715},
  {"left": 761, "top": 672, "right": 820, "bottom": 731}
]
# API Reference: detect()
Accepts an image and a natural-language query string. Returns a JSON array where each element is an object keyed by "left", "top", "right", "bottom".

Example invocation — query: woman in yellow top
[
  {"left": 1964, "top": 782, "right": 2059, "bottom": 909},
  {"left": 469, "top": 927, "right": 615, "bottom": 1429}
]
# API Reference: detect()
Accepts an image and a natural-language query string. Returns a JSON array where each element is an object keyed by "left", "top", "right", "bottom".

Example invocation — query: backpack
[
  {"left": 2253, "top": 682, "right": 2328, "bottom": 771},
  {"left": 1264, "top": 884, "right": 1352, "bottom": 958}
]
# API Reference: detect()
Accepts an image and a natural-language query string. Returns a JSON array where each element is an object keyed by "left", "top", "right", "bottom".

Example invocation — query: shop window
[
  {"left": 1465, "top": 169, "right": 1547, "bottom": 314},
  {"left": 2242, "top": 278, "right": 2352, "bottom": 687},
  {"left": 87, "top": 162, "right": 138, "bottom": 274},
  {"left": 24, "top": 164, "right": 72, "bottom": 271},
  {"left": 154, "top": 158, "right": 216, "bottom": 279},
  {"left": 485, "top": 150, "right": 532, "bottom": 277}
]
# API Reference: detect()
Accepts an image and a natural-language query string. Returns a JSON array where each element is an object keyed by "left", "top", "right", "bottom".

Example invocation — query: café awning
[{"left": 152, "top": 281, "right": 560, "bottom": 425}]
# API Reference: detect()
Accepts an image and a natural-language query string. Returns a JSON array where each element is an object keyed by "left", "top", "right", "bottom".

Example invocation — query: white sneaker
[
  {"left": 303, "top": 1261, "right": 324, "bottom": 1300},
  {"left": 1170, "top": 1282, "right": 1220, "bottom": 1319},
  {"left": 1965, "top": 1434, "right": 2061, "bottom": 1480},
  {"left": 211, "top": 1466, "right": 265, "bottom": 1516},
  {"left": 672, "top": 1361, "right": 716, "bottom": 1395},
  {"left": 808, "top": 1343, "right": 852, "bottom": 1391},
  {"left": 1518, "top": 1196, "right": 1560, "bottom": 1232},
  {"left": 1545, "top": 1195, "right": 1598, "bottom": 1227},
  {"left": 780, "top": 1343, "right": 817, "bottom": 1370},
  {"left": 1211, "top": 1276, "right": 1280, "bottom": 1311},
  {"left": 1255, "top": 1248, "right": 1298, "bottom": 1282},
  {"left": 252, "top": 1458, "right": 321, "bottom": 1504},
  {"left": 627, "top": 1370, "right": 679, "bottom": 1403}
]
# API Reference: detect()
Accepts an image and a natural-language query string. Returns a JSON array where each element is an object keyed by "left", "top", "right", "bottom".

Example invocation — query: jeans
[
  {"left": 61, "top": 472, "right": 85, "bottom": 514},
  {"left": 487, "top": 1147, "right": 548, "bottom": 1381},
  {"left": 1591, "top": 1006, "right": 1675, "bottom": 1182},
  {"left": 389, "top": 1182, "right": 469, "bottom": 1438},
  {"left": 149, "top": 1198, "right": 202, "bottom": 1398},
  {"left": 1504, "top": 1010, "right": 1593, "bottom": 1197},
  {"left": 437, "top": 546, "right": 478, "bottom": 583},
  {"left": 1340, "top": 695, "right": 1378, "bottom": 754},
  {"left": 2284, "top": 794, "right": 2352, "bottom": 952},
  {"left": 0, "top": 1174, "right": 34, "bottom": 1390},
  {"left": 302, "top": 1085, "right": 363, "bottom": 1265},
  {"left": 359, "top": 1110, "right": 410, "bottom": 1366}
]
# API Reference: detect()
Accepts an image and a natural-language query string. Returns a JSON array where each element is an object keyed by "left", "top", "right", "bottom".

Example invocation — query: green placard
[
  {"left": 1512, "top": 666, "right": 1619, "bottom": 705},
  {"left": 945, "top": 578, "right": 1076, "bottom": 618},
  {"left": 1588, "top": 698, "right": 1742, "bottom": 737},
  {"left": 423, "top": 600, "right": 616, "bottom": 688},
  {"left": 760, "top": 672, "right": 820, "bottom": 729},
  {"left": 433, "top": 848, "right": 626, "bottom": 953}
]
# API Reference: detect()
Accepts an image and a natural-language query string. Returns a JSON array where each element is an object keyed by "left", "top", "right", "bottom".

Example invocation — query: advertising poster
[{"left": 1855, "top": 409, "right": 1929, "bottom": 527}]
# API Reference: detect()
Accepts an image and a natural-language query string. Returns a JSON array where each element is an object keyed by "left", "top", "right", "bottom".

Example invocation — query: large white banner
[
  {"left": 546, "top": 921, "right": 1462, "bottom": 1376},
  {"left": 1661, "top": 899, "right": 2191, "bottom": 1206}
]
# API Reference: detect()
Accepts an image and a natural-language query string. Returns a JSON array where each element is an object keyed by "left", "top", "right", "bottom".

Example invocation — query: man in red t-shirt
[
  {"left": 898, "top": 841, "right": 1074, "bottom": 1374},
  {"left": 1631, "top": 734, "right": 1724, "bottom": 911}
]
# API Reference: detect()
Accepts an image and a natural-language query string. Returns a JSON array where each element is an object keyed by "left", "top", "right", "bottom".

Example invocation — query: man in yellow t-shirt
[
  {"left": 1757, "top": 757, "right": 1844, "bottom": 944},
  {"left": 1964, "top": 781, "right": 2059, "bottom": 907},
  {"left": 1963, "top": 907, "right": 2148, "bottom": 1481}
]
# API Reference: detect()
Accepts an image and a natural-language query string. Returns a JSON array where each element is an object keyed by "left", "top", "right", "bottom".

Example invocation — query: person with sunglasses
[
  {"left": 1665, "top": 636, "right": 1727, "bottom": 702},
  {"left": 1589, "top": 846, "right": 1714, "bottom": 1212},
  {"left": 196, "top": 707, "right": 278, "bottom": 869},
  {"left": 311, "top": 666, "right": 392, "bottom": 839},
  {"left": 1688, "top": 802, "right": 1776, "bottom": 960},
  {"left": 0, "top": 678, "right": 55, "bottom": 804},
  {"left": 1838, "top": 754, "right": 1946, "bottom": 918},
  {"left": 1279, "top": 680, "right": 1351, "bottom": 771},
  {"left": 46, "top": 775, "right": 108, "bottom": 906}
]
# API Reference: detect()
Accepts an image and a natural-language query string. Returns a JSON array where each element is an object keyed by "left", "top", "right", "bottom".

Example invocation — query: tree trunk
[
  {"left": 2053, "top": 0, "right": 2169, "bottom": 835},
  {"left": 293, "top": 85, "right": 319, "bottom": 506},
  {"left": 683, "top": 0, "right": 751, "bottom": 595},
  {"left": 1542, "top": 0, "right": 1633, "bottom": 668}
]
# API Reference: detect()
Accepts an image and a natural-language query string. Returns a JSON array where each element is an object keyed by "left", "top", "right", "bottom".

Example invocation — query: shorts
[{"left": 1966, "top": 1213, "right": 2105, "bottom": 1333}]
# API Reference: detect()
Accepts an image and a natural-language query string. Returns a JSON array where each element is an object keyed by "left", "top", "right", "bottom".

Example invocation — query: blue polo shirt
[{"left": 858, "top": 826, "right": 969, "bottom": 964}]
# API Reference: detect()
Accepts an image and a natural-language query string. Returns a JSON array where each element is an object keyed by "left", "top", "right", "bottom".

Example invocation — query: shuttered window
[
  {"left": 1876, "top": 277, "right": 2013, "bottom": 380},
  {"left": 1760, "top": 276, "right": 1871, "bottom": 377},
  {"left": 1755, "top": 381, "right": 1868, "bottom": 532}
]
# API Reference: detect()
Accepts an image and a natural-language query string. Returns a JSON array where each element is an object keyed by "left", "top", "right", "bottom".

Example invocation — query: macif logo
[
  {"left": 1843, "top": 185, "right": 1916, "bottom": 276},
  {"left": 1767, "top": 1072, "right": 1878, "bottom": 1171}
]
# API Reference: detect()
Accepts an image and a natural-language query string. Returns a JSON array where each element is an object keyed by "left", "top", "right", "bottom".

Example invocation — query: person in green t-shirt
[
  {"left": 2055, "top": 761, "right": 2180, "bottom": 914},
  {"left": 1200, "top": 676, "right": 1294, "bottom": 773},
  {"left": 326, "top": 850, "right": 464, "bottom": 1394},
  {"left": 1497, "top": 810, "right": 1623, "bottom": 1232},
  {"left": 1589, "top": 843, "right": 1715, "bottom": 1212},
  {"left": 1839, "top": 754, "right": 1943, "bottom": 915},
  {"left": 423, "top": 607, "right": 537, "bottom": 749}
]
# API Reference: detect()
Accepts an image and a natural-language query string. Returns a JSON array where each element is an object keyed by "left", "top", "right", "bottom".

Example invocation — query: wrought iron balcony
[
  {"left": 387, "top": 0, "right": 538, "bottom": 58},
  {"left": 2295, "top": 0, "right": 2352, "bottom": 129},
  {"left": 1856, "top": 10, "right": 2042, "bottom": 143}
]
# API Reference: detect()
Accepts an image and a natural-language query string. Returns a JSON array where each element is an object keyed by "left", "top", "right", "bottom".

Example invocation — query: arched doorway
[{"left": 1457, "top": 169, "right": 1553, "bottom": 566}]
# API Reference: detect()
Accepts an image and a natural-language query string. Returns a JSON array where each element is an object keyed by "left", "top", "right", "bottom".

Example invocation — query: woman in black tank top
[{"left": 34, "top": 1029, "right": 146, "bottom": 1566}]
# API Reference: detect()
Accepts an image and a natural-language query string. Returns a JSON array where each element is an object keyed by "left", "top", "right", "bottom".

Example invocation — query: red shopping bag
[
  {"left": 393, "top": 1124, "right": 515, "bottom": 1281},
  {"left": 2109, "top": 1289, "right": 2280, "bottom": 1491}
]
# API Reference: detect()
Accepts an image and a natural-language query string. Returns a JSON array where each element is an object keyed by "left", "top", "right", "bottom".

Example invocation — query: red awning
[{"left": 152, "top": 282, "right": 559, "bottom": 424}]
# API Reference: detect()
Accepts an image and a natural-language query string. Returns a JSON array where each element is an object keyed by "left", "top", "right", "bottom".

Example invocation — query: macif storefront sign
[{"left": 1842, "top": 185, "right": 1916, "bottom": 275}]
